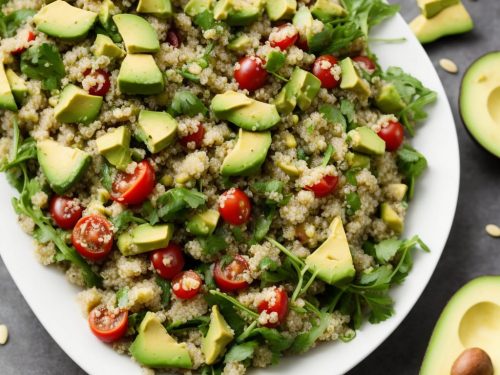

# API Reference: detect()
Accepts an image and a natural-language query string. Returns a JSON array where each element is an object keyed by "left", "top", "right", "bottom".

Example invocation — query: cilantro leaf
[
  {"left": 20, "top": 43, "right": 65, "bottom": 90},
  {"left": 224, "top": 341, "right": 258, "bottom": 363},
  {"left": 169, "top": 90, "right": 208, "bottom": 117},
  {"left": 0, "top": 9, "right": 36, "bottom": 38},
  {"left": 396, "top": 145, "right": 427, "bottom": 199},
  {"left": 111, "top": 210, "right": 146, "bottom": 232},
  {"left": 340, "top": 99, "right": 356, "bottom": 124},
  {"left": 341, "top": 0, "right": 399, "bottom": 36},
  {"left": 155, "top": 276, "right": 171, "bottom": 307},
  {"left": 290, "top": 311, "right": 330, "bottom": 353},
  {"left": 198, "top": 232, "right": 227, "bottom": 256},
  {"left": 319, "top": 104, "right": 347, "bottom": 130},
  {"left": 374, "top": 238, "right": 402, "bottom": 263},
  {"left": 193, "top": 10, "right": 218, "bottom": 31},
  {"left": 245, "top": 327, "right": 294, "bottom": 353},
  {"left": 156, "top": 187, "right": 207, "bottom": 221}
]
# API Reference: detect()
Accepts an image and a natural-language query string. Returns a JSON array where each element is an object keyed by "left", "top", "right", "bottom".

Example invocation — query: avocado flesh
[
  {"left": 136, "top": 0, "right": 172, "bottom": 17},
  {"left": 118, "top": 224, "right": 174, "bottom": 256},
  {"left": 311, "top": 0, "right": 346, "bottom": 22},
  {"left": 95, "top": 126, "right": 132, "bottom": 170},
  {"left": 93, "top": 34, "right": 125, "bottom": 58},
  {"left": 340, "top": 57, "right": 370, "bottom": 97},
  {"left": 5, "top": 69, "right": 28, "bottom": 106},
  {"left": 54, "top": 84, "right": 103, "bottom": 125},
  {"left": 37, "top": 140, "right": 91, "bottom": 194},
  {"left": 275, "top": 67, "right": 321, "bottom": 114},
  {"left": 118, "top": 54, "right": 165, "bottom": 95},
  {"left": 221, "top": 128, "right": 272, "bottom": 176},
  {"left": 130, "top": 312, "right": 192, "bottom": 368},
  {"left": 113, "top": 14, "right": 160, "bottom": 53},
  {"left": 266, "top": 0, "right": 297, "bottom": 21},
  {"left": 228, "top": 35, "right": 252, "bottom": 52},
  {"left": 34, "top": 0, "right": 97, "bottom": 41},
  {"left": 417, "top": 0, "right": 459, "bottom": 18},
  {"left": 375, "top": 84, "right": 406, "bottom": 114},
  {"left": 410, "top": 2, "right": 473, "bottom": 44},
  {"left": 380, "top": 203, "right": 403, "bottom": 234},
  {"left": 186, "top": 209, "right": 220, "bottom": 236},
  {"left": 202, "top": 305, "right": 234, "bottom": 365},
  {"left": 460, "top": 52, "right": 500, "bottom": 157},
  {"left": 214, "top": 0, "right": 262, "bottom": 26},
  {"left": 0, "top": 64, "right": 18, "bottom": 111},
  {"left": 348, "top": 127, "right": 385, "bottom": 156},
  {"left": 137, "top": 110, "right": 178, "bottom": 153},
  {"left": 421, "top": 276, "right": 500, "bottom": 375},
  {"left": 184, "top": 0, "right": 212, "bottom": 16},
  {"left": 293, "top": 6, "right": 313, "bottom": 47}
]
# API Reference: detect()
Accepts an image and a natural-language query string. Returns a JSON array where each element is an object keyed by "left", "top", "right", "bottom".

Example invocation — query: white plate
[{"left": 0, "top": 13, "right": 459, "bottom": 375}]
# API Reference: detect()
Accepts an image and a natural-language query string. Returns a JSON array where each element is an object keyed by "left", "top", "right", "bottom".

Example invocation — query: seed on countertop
[
  {"left": 485, "top": 224, "right": 500, "bottom": 237},
  {"left": 439, "top": 58, "right": 458, "bottom": 74},
  {"left": 0, "top": 325, "right": 8, "bottom": 345}
]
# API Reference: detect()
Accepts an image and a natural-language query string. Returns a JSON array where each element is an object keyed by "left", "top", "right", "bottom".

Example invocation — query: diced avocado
[
  {"left": 202, "top": 305, "right": 234, "bottom": 365},
  {"left": 211, "top": 91, "right": 280, "bottom": 131},
  {"left": 346, "top": 152, "right": 370, "bottom": 169},
  {"left": 386, "top": 183, "right": 408, "bottom": 201},
  {"left": 221, "top": 128, "right": 272, "bottom": 176},
  {"left": 305, "top": 216, "right": 355, "bottom": 285},
  {"left": 375, "top": 84, "right": 406, "bottom": 114},
  {"left": 6, "top": 69, "right": 28, "bottom": 106},
  {"left": 113, "top": 14, "right": 160, "bottom": 54},
  {"left": 277, "top": 160, "right": 300, "bottom": 177},
  {"left": 348, "top": 127, "right": 385, "bottom": 156},
  {"left": 380, "top": 202, "right": 403, "bottom": 233},
  {"left": 417, "top": 0, "right": 459, "bottom": 18},
  {"left": 95, "top": 126, "right": 132, "bottom": 170},
  {"left": 99, "top": 0, "right": 117, "bottom": 25},
  {"left": 311, "top": 0, "right": 346, "bottom": 22},
  {"left": 214, "top": 0, "right": 262, "bottom": 26},
  {"left": 274, "top": 67, "right": 321, "bottom": 114},
  {"left": 0, "top": 64, "right": 18, "bottom": 111},
  {"left": 34, "top": 1, "right": 97, "bottom": 41},
  {"left": 37, "top": 140, "right": 91, "bottom": 194},
  {"left": 118, "top": 223, "right": 174, "bottom": 256},
  {"left": 54, "top": 84, "right": 103, "bottom": 124},
  {"left": 266, "top": 0, "right": 297, "bottom": 21},
  {"left": 228, "top": 35, "right": 252, "bottom": 52},
  {"left": 186, "top": 209, "right": 220, "bottom": 236},
  {"left": 293, "top": 6, "right": 314, "bottom": 47},
  {"left": 118, "top": 54, "right": 165, "bottom": 95},
  {"left": 136, "top": 110, "right": 178, "bottom": 153},
  {"left": 93, "top": 34, "right": 125, "bottom": 59},
  {"left": 340, "top": 57, "right": 370, "bottom": 97},
  {"left": 130, "top": 312, "right": 192, "bottom": 369},
  {"left": 137, "top": 0, "right": 172, "bottom": 17},
  {"left": 184, "top": 0, "right": 212, "bottom": 16}
]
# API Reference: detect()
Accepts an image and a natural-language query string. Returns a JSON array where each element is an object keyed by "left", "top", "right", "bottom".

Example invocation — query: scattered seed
[
  {"left": 485, "top": 224, "right": 500, "bottom": 237},
  {"left": 439, "top": 58, "right": 458, "bottom": 74},
  {"left": 0, "top": 325, "right": 8, "bottom": 345}
]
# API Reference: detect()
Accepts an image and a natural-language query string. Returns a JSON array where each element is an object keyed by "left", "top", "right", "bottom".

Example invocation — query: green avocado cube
[
  {"left": 118, "top": 224, "right": 174, "bottom": 256},
  {"left": 228, "top": 35, "right": 252, "bottom": 52},
  {"left": 380, "top": 203, "right": 404, "bottom": 233},
  {"left": 375, "top": 84, "right": 406, "bottom": 114},
  {"left": 265, "top": 0, "right": 297, "bottom": 21},
  {"left": 0, "top": 64, "right": 18, "bottom": 111},
  {"left": 136, "top": 110, "right": 178, "bottom": 153},
  {"left": 293, "top": 6, "right": 314, "bottom": 46},
  {"left": 93, "top": 34, "right": 125, "bottom": 58},
  {"left": 202, "top": 306, "right": 234, "bottom": 365},
  {"left": 348, "top": 127, "right": 385, "bottom": 156},
  {"left": 5, "top": 69, "right": 28, "bottom": 106},
  {"left": 186, "top": 209, "right": 220, "bottom": 236},
  {"left": 385, "top": 183, "right": 408, "bottom": 201},
  {"left": 96, "top": 126, "right": 132, "bottom": 170},
  {"left": 417, "top": 0, "right": 459, "bottom": 18},
  {"left": 136, "top": 0, "right": 172, "bottom": 17},
  {"left": 214, "top": 0, "right": 262, "bottom": 26},
  {"left": 113, "top": 14, "right": 160, "bottom": 54},
  {"left": 184, "top": 0, "right": 212, "bottom": 16},
  {"left": 54, "top": 84, "right": 103, "bottom": 124},
  {"left": 346, "top": 152, "right": 371, "bottom": 169},
  {"left": 274, "top": 68, "right": 321, "bottom": 114},
  {"left": 118, "top": 54, "right": 165, "bottom": 95},
  {"left": 311, "top": 0, "right": 346, "bottom": 22},
  {"left": 340, "top": 57, "right": 370, "bottom": 97}
]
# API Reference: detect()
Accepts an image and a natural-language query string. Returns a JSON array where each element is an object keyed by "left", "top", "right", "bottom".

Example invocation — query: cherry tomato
[
  {"left": 305, "top": 175, "right": 339, "bottom": 198},
  {"left": 257, "top": 287, "right": 289, "bottom": 328},
  {"left": 234, "top": 56, "right": 268, "bottom": 91},
  {"left": 88, "top": 305, "right": 128, "bottom": 343},
  {"left": 166, "top": 29, "right": 181, "bottom": 48},
  {"left": 111, "top": 160, "right": 156, "bottom": 206},
  {"left": 218, "top": 188, "right": 251, "bottom": 226},
  {"left": 50, "top": 196, "right": 83, "bottom": 230},
  {"left": 312, "top": 55, "right": 340, "bottom": 89},
  {"left": 180, "top": 123, "right": 205, "bottom": 149},
  {"left": 213, "top": 255, "right": 251, "bottom": 292},
  {"left": 353, "top": 56, "right": 376, "bottom": 73},
  {"left": 83, "top": 69, "right": 111, "bottom": 96},
  {"left": 269, "top": 24, "right": 298, "bottom": 50},
  {"left": 172, "top": 270, "right": 203, "bottom": 299},
  {"left": 150, "top": 244, "right": 185, "bottom": 280},
  {"left": 72, "top": 215, "right": 114, "bottom": 261},
  {"left": 11, "top": 31, "right": 35, "bottom": 55},
  {"left": 377, "top": 120, "right": 404, "bottom": 152}
]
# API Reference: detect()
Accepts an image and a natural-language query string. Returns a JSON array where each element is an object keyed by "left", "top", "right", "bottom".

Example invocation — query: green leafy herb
[
  {"left": 290, "top": 311, "right": 330, "bottom": 353},
  {"left": 198, "top": 232, "right": 227, "bottom": 256},
  {"left": 193, "top": 10, "right": 217, "bottom": 30},
  {"left": 346, "top": 192, "right": 361, "bottom": 216},
  {"left": 100, "top": 162, "right": 113, "bottom": 191},
  {"left": 20, "top": 43, "right": 65, "bottom": 90},
  {"left": 374, "top": 238, "right": 402, "bottom": 263},
  {"left": 345, "top": 168, "right": 360, "bottom": 186},
  {"left": 167, "top": 316, "right": 210, "bottom": 334},
  {"left": 116, "top": 287, "right": 129, "bottom": 308},
  {"left": 264, "top": 51, "right": 286, "bottom": 73},
  {"left": 0, "top": 9, "right": 36, "bottom": 38},
  {"left": 340, "top": 100, "right": 356, "bottom": 124},
  {"left": 140, "top": 200, "right": 160, "bottom": 225},
  {"left": 206, "top": 291, "right": 256, "bottom": 336},
  {"left": 341, "top": 0, "right": 400, "bottom": 36},
  {"left": 0, "top": 123, "right": 36, "bottom": 172},
  {"left": 245, "top": 327, "right": 294, "bottom": 353},
  {"left": 155, "top": 276, "right": 171, "bottom": 307},
  {"left": 127, "top": 311, "right": 146, "bottom": 335},
  {"left": 321, "top": 144, "right": 335, "bottom": 167},
  {"left": 309, "top": 21, "right": 364, "bottom": 55},
  {"left": 111, "top": 210, "right": 146, "bottom": 232},
  {"left": 297, "top": 148, "right": 309, "bottom": 162},
  {"left": 251, "top": 180, "right": 285, "bottom": 206},
  {"left": 224, "top": 341, "right": 258, "bottom": 363},
  {"left": 156, "top": 187, "right": 207, "bottom": 221},
  {"left": 251, "top": 207, "right": 276, "bottom": 244},
  {"left": 396, "top": 145, "right": 427, "bottom": 199},
  {"left": 169, "top": 90, "right": 208, "bottom": 117},
  {"left": 319, "top": 104, "right": 347, "bottom": 130}
]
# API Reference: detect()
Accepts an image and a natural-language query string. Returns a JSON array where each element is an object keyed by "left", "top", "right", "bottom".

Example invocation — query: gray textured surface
[{"left": 1, "top": 1, "right": 499, "bottom": 374}]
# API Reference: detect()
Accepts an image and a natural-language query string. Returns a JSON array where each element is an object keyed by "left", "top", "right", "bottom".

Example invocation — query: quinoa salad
[{"left": 0, "top": 0, "right": 437, "bottom": 373}]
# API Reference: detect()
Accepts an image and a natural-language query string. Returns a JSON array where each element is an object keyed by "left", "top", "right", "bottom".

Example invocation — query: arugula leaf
[
  {"left": 205, "top": 291, "right": 256, "bottom": 336},
  {"left": 346, "top": 192, "right": 361, "bottom": 216},
  {"left": 319, "top": 104, "right": 346, "bottom": 130},
  {"left": 167, "top": 316, "right": 210, "bottom": 334},
  {"left": 20, "top": 43, "right": 65, "bottom": 90},
  {"left": 111, "top": 210, "right": 146, "bottom": 232},
  {"left": 155, "top": 276, "right": 171, "bottom": 307},
  {"left": 156, "top": 187, "right": 207, "bottom": 221},
  {"left": 0, "top": 126, "right": 36, "bottom": 172},
  {"left": 245, "top": 327, "right": 294, "bottom": 353},
  {"left": 290, "top": 311, "right": 330, "bottom": 353},
  {"left": 321, "top": 144, "right": 335, "bottom": 167},
  {"left": 396, "top": 145, "right": 427, "bottom": 199},
  {"left": 116, "top": 287, "right": 129, "bottom": 308},
  {"left": 341, "top": 0, "right": 399, "bottom": 36},
  {"left": 264, "top": 51, "right": 286, "bottom": 73},
  {"left": 169, "top": 90, "right": 208, "bottom": 117},
  {"left": 198, "top": 232, "right": 227, "bottom": 256},
  {"left": 224, "top": 341, "right": 258, "bottom": 363},
  {"left": 309, "top": 21, "right": 364, "bottom": 55},
  {"left": 0, "top": 9, "right": 36, "bottom": 38}
]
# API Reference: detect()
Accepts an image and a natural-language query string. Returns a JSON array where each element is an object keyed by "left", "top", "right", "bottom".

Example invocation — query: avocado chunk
[
  {"left": 137, "top": 0, "right": 172, "bottom": 17},
  {"left": 266, "top": 0, "right": 297, "bottom": 21},
  {"left": 118, "top": 223, "right": 174, "bottom": 256},
  {"left": 417, "top": 0, "right": 458, "bottom": 18},
  {"left": 346, "top": 152, "right": 370, "bottom": 169},
  {"left": 311, "top": 0, "right": 346, "bottom": 22},
  {"left": 274, "top": 67, "right": 321, "bottom": 114},
  {"left": 277, "top": 160, "right": 300, "bottom": 177},
  {"left": 130, "top": 312, "right": 192, "bottom": 369},
  {"left": 380, "top": 202, "right": 403, "bottom": 233},
  {"left": 305, "top": 216, "right": 355, "bottom": 285},
  {"left": 211, "top": 91, "right": 281, "bottom": 131},
  {"left": 93, "top": 34, "right": 125, "bottom": 58},
  {"left": 227, "top": 35, "right": 252, "bottom": 52},
  {"left": 348, "top": 127, "right": 385, "bottom": 156},
  {"left": 213, "top": 0, "right": 262, "bottom": 26},
  {"left": 221, "top": 128, "right": 272, "bottom": 176},
  {"left": 410, "top": 2, "right": 473, "bottom": 44},
  {"left": 54, "top": 84, "right": 103, "bottom": 124},
  {"left": 113, "top": 14, "right": 160, "bottom": 54},
  {"left": 184, "top": 0, "right": 212, "bottom": 16},
  {"left": 385, "top": 183, "right": 408, "bottom": 201},
  {"left": 0, "top": 64, "right": 18, "bottom": 111},
  {"left": 340, "top": 57, "right": 370, "bottom": 97},
  {"left": 186, "top": 209, "right": 220, "bottom": 236},
  {"left": 37, "top": 140, "right": 91, "bottom": 194},
  {"left": 202, "top": 305, "right": 234, "bottom": 365},
  {"left": 5, "top": 69, "right": 28, "bottom": 106},
  {"left": 460, "top": 52, "right": 500, "bottom": 157},
  {"left": 118, "top": 54, "right": 165, "bottom": 95},
  {"left": 375, "top": 84, "right": 406, "bottom": 114},
  {"left": 136, "top": 110, "right": 178, "bottom": 154},
  {"left": 293, "top": 6, "right": 314, "bottom": 47},
  {"left": 95, "top": 126, "right": 132, "bottom": 170},
  {"left": 34, "top": 1, "right": 97, "bottom": 41},
  {"left": 421, "top": 276, "right": 500, "bottom": 375}
]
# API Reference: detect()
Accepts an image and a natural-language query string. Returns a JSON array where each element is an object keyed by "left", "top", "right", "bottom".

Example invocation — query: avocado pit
[{"left": 451, "top": 348, "right": 493, "bottom": 375}]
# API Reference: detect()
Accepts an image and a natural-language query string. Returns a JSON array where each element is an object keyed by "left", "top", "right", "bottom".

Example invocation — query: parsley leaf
[
  {"left": 340, "top": 99, "right": 356, "bottom": 124},
  {"left": 20, "top": 43, "right": 65, "bottom": 90},
  {"left": 156, "top": 187, "right": 207, "bottom": 221},
  {"left": 290, "top": 311, "right": 330, "bottom": 353},
  {"left": 319, "top": 104, "right": 347, "bottom": 130},
  {"left": 396, "top": 145, "right": 427, "bottom": 199},
  {"left": 0, "top": 9, "right": 36, "bottom": 38},
  {"left": 169, "top": 90, "right": 208, "bottom": 117},
  {"left": 374, "top": 238, "right": 402, "bottom": 263},
  {"left": 224, "top": 341, "right": 258, "bottom": 363},
  {"left": 341, "top": 0, "right": 399, "bottom": 36},
  {"left": 198, "top": 232, "right": 227, "bottom": 256}
]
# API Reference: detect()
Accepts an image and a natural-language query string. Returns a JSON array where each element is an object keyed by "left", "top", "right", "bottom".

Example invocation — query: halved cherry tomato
[
  {"left": 89, "top": 305, "right": 128, "bottom": 343},
  {"left": 150, "top": 244, "right": 185, "bottom": 280},
  {"left": 213, "top": 255, "right": 250, "bottom": 292},
  {"left": 111, "top": 160, "right": 156, "bottom": 206},
  {"left": 72, "top": 215, "right": 114, "bottom": 261},
  {"left": 257, "top": 287, "right": 289, "bottom": 328},
  {"left": 312, "top": 55, "right": 340, "bottom": 89},
  {"left": 50, "top": 195, "right": 83, "bottom": 230},
  {"left": 172, "top": 270, "right": 203, "bottom": 299},
  {"left": 305, "top": 175, "right": 339, "bottom": 198},
  {"left": 377, "top": 120, "right": 404, "bottom": 152},
  {"left": 269, "top": 24, "right": 298, "bottom": 50},
  {"left": 83, "top": 69, "right": 111, "bottom": 96},
  {"left": 234, "top": 56, "right": 268, "bottom": 91},
  {"left": 11, "top": 30, "right": 35, "bottom": 55},
  {"left": 352, "top": 56, "right": 376, "bottom": 73},
  {"left": 180, "top": 123, "right": 205, "bottom": 149},
  {"left": 218, "top": 188, "right": 251, "bottom": 226}
]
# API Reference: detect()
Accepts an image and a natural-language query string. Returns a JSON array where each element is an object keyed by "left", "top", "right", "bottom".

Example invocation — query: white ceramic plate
[{"left": 0, "top": 12, "right": 459, "bottom": 375}]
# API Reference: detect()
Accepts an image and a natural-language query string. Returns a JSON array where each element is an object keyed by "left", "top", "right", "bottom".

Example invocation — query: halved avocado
[
  {"left": 460, "top": 52, "right": 500, "bottom": 157},
  {"left": 421, "top": 276, "right": 500, "bottom": 375}
]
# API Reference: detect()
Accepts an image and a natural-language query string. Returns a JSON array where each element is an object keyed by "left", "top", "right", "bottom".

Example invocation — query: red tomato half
[
  {"left": 377, "top": 121, "right": 404, "bottom": 152},
  {"left": 72, "top": 215, "right": 114, "bottom": 261},
  {"left": 213, "top": 255, "right": 250, "bottom": 292},
  {"left": 218, "top": 188, "right": 251, "bottom": 226},
  {"left": 11, "top": 30, "right": 35, "bottom": 55},
  {"left": 234, "top": 56, "right": 268, "bottom": 91},
  {"left": 89, "top": 305, "right": 128, "bottom": 343},
  {"left": 269, "top": 24, "right": 298, "bottom": 50},
  {"left": 312, "top": 55, "right": 340, "bottom": 89},
  {"left": 352, "top": 56, "right": 376, "bottom": 72},
  {"left": 150, "top": 244, "right": 185, "bottom": 280},
  {"left": 111, "top": 160, "right": 156, "bottom": 206},
  {"left": 172, "top": 270, "right": 203, "bottom": 299},
  {"left": 180, "top": 123, "right": 205, "bottom": 149},
  {"left": 83, "top": 69, "right": 111, "bottom": 96},
  {"left": 305, "top": 175, "right": 339, "bottom": 198},
  {"left": 50, "top": 196, "right": 83, "bottom": 230},
  {"left": 257, "top": 287, "right": 289, "bottom": 328}
]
